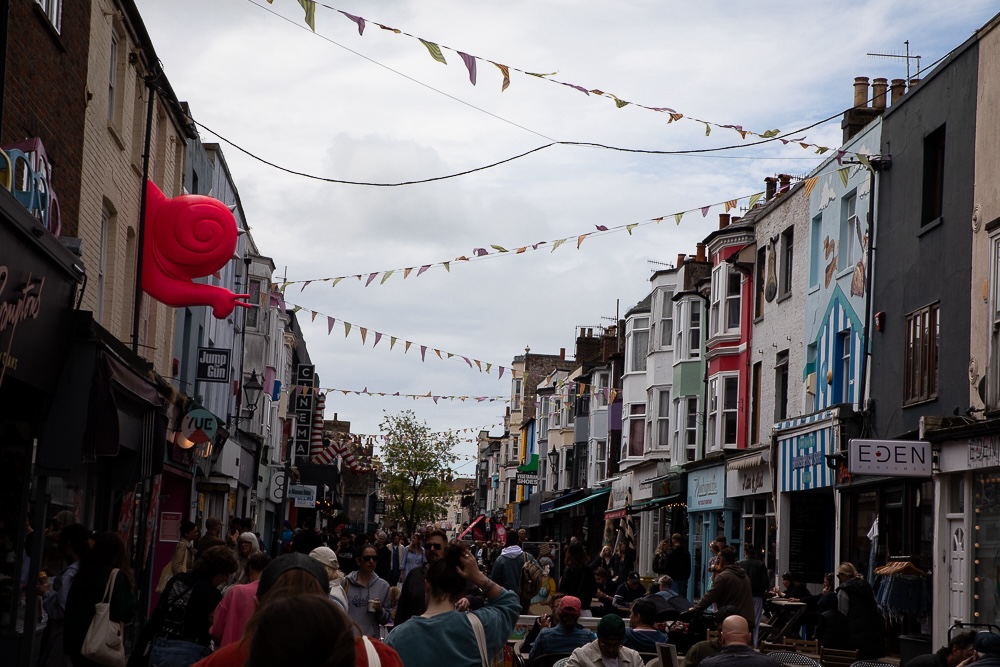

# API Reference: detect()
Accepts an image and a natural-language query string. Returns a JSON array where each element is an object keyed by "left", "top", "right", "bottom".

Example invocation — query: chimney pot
[
  {"left": 908, "top": 77, "right": 921, "bottom": 90},
  {"left": 719, "top": 213, "right": 730, "bottom": 229},
  {"left": 765, "top": 176, "right": 777, "bottom": 201},
  {"left": 677, "top": 253, "right": 686, "bottom": 267},
  {"left": 872, "top": 78, "right": 888, "bottom": 109},
  {"left": 696, "top": 243, "right": 707, "bottom": 262},
  {"left": 559, "top": 347, "right": 565, "bottom": 360},
  {"left": 890, "top": 78, "right": 906, "bottom": 104},
  {"left": 853, "top": 76, "right": 870, "bottom": 108}
]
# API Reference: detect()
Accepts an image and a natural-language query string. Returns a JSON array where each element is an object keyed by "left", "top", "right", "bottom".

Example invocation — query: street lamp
[{"left": 230, "top": 370, "right": 264, "bottom": 427}]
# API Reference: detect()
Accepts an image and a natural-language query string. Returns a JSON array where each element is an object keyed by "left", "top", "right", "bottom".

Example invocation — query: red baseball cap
[{"left": 559, "top": 596, "right": 582, "bottom": 617}]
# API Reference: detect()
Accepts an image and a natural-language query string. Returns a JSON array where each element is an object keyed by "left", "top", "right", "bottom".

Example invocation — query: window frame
[
  {"left": 775, "top": 351, "right": 789, "bottom": 421},
  {"left": 245, "top": 278, "right": 262, "bottom": 330},
  {"left": 626, "top": 315, "right": 650, "bottom": 373},
  {"left": 755, "top": 245, "right": 766, "bottom": 318},
  {"left": 537, "top": 395, "right": 549, "bottom": 437},
  {"left": 512, "top": 378, "right": 522, "bottom": 411},
  {"left": 922, "top": 125, "right": 946, "bottom": 227},
  {"left": 656, "top": 388, "right": 671, "bottom": 450},
  {"left": 780, "top": 226, "right": 794, "bottom": 297},
  {"left": 35, "top": 0, "right": 63, "bottom": 33},
  {"left": 710, "top": 264, "right": 743, "bottom": 338},
  {"left": 903, "top": 302, "right": 940, "bottom": 405},
  {"left": 841, "top": 193, "right": 858, "bottom": 272},
  {"left": 659, "top": 288, "right": 674, "bottom": 349},
  {"left": 809, "top": 214, "right": 822, "bottom": 288},
  {"left": 594, "top": 372, "right": 610, "bottom": 408},
  {"left": 626, "top": 403, "right": 646, "bottom": 458}
]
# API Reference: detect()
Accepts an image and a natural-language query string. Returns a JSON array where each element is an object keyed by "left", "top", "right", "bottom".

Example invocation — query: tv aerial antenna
[{"left": 867, "top": 40, "right": 921, "bottom": 82}]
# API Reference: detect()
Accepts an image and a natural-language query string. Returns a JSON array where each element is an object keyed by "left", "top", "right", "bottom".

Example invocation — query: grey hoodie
[{"left": 344, "top": 570, "right": 391, "bottom": 637}]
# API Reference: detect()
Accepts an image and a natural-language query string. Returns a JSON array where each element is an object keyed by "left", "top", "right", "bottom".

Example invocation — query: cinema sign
[{"left": 848, "top": 439, "right": 932, "bottom": 477}]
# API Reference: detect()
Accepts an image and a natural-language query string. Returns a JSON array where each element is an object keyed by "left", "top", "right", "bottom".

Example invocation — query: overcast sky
[{"left": 134, "top": 0, "right": 997, "bottom": 475}]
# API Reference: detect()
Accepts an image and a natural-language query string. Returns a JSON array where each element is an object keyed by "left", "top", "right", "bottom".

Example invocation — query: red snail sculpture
[{"left": 141, "top": 180, "right": 250, "bottom": 319}]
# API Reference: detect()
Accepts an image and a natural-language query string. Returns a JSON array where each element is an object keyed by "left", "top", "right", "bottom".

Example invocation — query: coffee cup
[{"left": 367, "top": 599, "right": 377, "bottom": 613}]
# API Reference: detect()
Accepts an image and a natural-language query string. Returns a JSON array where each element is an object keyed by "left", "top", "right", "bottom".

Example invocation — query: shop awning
[
  {"left": 629, "top": 496, "right": 683, "bottom": 513},
  {"left": 727, "top": 453, "right": 765, "bottom": 471},
  {"left": 542, "top": 487, "right": 610, "bottom": 513}
]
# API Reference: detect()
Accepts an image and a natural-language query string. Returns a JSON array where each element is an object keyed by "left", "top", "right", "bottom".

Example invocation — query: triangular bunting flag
[
  {"left": 419, "top": 39, "right": 447, "bottom": 64},
  {"left": 339, "top": 11, "right": 365, "bottom": 35},
  {"left": 701, "top": 206, "right": 710, "bottom": 217},
  {"left": 420, "top": 346, "right": 427, "bottom": 361},
  {"left": 390, "top": 336, "right": 398, "bottom": 350},
  {"left": 359, "top": 327, "right": 367, "bottom": 344},
  {"left": 725, "top": 199, "right": 738, "bottom": 212},
  {"left": 443, "top": 262, "right": 450, "bottom": 272},
  {"left": 311, "top": 311, "right": 318, "bottom": 322},
  {"left": 838, "top": 167, "right": 850, "bottom": 188},
  {"left": 458, "top": 51, "right": 477, "bottom": 85},
  {"left": 332, "top": 277, "right": 344, "bottom": 287},
  {"left": 297, "top": 0, "right": 316, "bottom": 31},
  {"left": 403, "top": 267, "right": 413, "bottom": 279},
  {"left": 674, "top": 213, "right": 683, "bottom": 225},
  {"left": 577, "top": 233, "right": 590, "bottom": 249},
  {"left": 380, "top": 270, "right": 394, "bottom": 285},
  {"left": 748, "top": 192, "right": 763, "bottom": 209},
  {"left": 435, "top": 349, "right": 443, "bottom": 359},
  {"left": 803, "top": 178, "right": 819, "bottom": 198},
  {"left": 551, "top": 238, "right": 567, "bottom": 252},
  {"left": 327, "top": 316, "right": 335, "bottom": 334},
  {"left": 365, "top": 272, "right": 378, "bottom": 287},
  {"left": 490, "top": 245, "right": 508, "bottom": 253},
  {"left": 300, "top": 281, "right": 311, "bottom": 292},
  {"left": 405, "top": 341, "right": 412, "bottom": 353},
  {"left": 493, "top": 62, "right": 511, "bottom": 91},
  {"left": 373, "top": 332, "right": 383, "bottom": 347},
  {"left": 417, "top": 265, "right": 431, "bottom": 276},
  {"left": 626, "top": 224, "right": 638, "bottom": 235},
  {"left": 498, "top": 366, "right": 505, "bottom": 379},
  {"left": 344, "top": 322, "right": 352, "bottom": 337}
]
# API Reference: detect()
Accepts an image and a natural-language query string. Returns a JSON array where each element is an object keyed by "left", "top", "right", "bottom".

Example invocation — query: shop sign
[
  {"left": 968, "top": 436, "right": 1000, "bottom": 470},
  {"left": 849, "top": 439, "right": 931, "bottom": 477},
  {"left": 687, "top": 465, "right": 726, "bottom": 510},
  {"left": 288, "top": 484, "right": 317, "bottom": 508},
  {"left": 515, "top": 472, "right": 539, "bottom": 485},
  {"left": 196, "top": 347, "right": 231, "bottom": 383},
  {"left": 726, "top": 464, "right": 770, "bottom": 498},
  {"left": 181, "top": 408, "right": 217, "bottom": 445},
  {"left": 610, "top": 473, "right": 632, "bottom": 510}
]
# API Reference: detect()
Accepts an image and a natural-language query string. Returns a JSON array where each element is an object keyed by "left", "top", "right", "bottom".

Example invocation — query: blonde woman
[{"left": 308, "top": 546, "right": 348, "bottom": 612}]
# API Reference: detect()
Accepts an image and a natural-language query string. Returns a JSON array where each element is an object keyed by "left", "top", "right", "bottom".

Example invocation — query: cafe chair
[
  {"left": 783, "top": 638, "right": 820, "bottom": 654},
  {"left": 529, "top": 653, "right": 573, "bottom": 667},
  {"left": 819, "top": 647, "right": 859, "bottom": 667},
  {"left": 768, "top": 651, "right": 822, "bottom": 667}
]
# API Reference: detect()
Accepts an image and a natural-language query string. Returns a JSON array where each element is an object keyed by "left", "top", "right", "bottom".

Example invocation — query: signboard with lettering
[
  {"left": 849, "top": 439, "right": 932, "bottom": 477},
  {"left": 195, "top": 347, "right": 231, "bottom": 383},
  {"left": 288, "top": 484, "right": 317, "bottom": 508},
  {"left": 180, "top": 408, "right": 218, "bottom": 445},
  {"left": 968, "top": 436, "right": 1000, "bottom": 470},
  {"left": 686, "top": 465, "right": 726, "bottom": 510},
  {"left": 726, "top": 464, "right": 771, "bottom": 498},
  {"left": 294, "top": 364, "right": 316, "bottom": 464},
  {"left": 515, "top": 472, "right": 539, "bottom": 486}
]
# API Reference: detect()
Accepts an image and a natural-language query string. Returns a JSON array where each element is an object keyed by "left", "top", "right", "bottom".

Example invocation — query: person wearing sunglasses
[
  {"left": 395, "top": 529, "right": 473, "bottom": 627},
  {"left": 344, "top": 545, "right": 392, "bottom": 638}
]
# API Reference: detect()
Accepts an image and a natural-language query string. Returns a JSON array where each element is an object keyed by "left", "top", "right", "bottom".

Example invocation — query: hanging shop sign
[
  {"left": 849, "top": 439, "right": 932, "bottom": 477},
  {"left": 181, "top": 408, "right": 218, "bottom": 445},
  {"left": 687, "top": 465, "right": 726, "bottom": 510},
  {"left": 196, "top": 347, "right": 231, "bottom": 383},
  {"left": 288, "top": 484, "right": 317, "bottom": 508}
]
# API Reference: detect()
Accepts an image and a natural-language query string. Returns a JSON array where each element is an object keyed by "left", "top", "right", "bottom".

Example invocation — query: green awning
[{"left": 541, "top": 487, "right": 610, "bottom": 514}]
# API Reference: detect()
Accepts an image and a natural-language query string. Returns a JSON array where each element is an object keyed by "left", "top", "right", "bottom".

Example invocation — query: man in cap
[
  {"left": 700, "top": 616, "right": 780, "bottom": 667},
  {"left": 528, "top": 596, "right": 595, "bottom": 661},
  {"left": 974, "top": 632, "right": 1000, "bottom": 667},
  {"left": 565, "top": 614, "right": 644, "bottom": 667},
  {"left": 614, "top": 572, "right": 647, "bottom": 611}
]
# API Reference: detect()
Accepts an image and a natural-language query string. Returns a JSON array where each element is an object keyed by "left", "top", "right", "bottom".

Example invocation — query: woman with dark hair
[
  {"left": 146, "top": 545, "right": 238, "bottom": 667},
  {"left": 384, "top": 542, "right": 519, "bottom": 667},
  {"left": 558, "top": 543, "right": 597, "bottom": 614},
  {"left": 191, "top": 552, "right": 403, "bottom": 667},
  {"left": 245, "top": 596, "right": 355, "bottom": 667},
  {"left": 344, "top": 545, "right": 392, "bottom": 637},
  {"left": 64, "top": 531, "right": 136, "bottom": 667}
]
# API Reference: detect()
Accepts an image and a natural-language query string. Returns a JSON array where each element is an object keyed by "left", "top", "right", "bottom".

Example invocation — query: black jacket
[
  {"left": 665, "top": 544, "right": 691, "bottom": 580},
  {"left": 837, "top": 577, "right": 885, "bottom": 659},
  {"left": 738, "top": 557, "right": 769, "bottom": 597}
]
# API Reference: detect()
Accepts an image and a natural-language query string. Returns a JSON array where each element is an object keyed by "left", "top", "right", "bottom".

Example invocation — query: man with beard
[{"left": 394, "top": 530, "right": 484, "bottom": 626}]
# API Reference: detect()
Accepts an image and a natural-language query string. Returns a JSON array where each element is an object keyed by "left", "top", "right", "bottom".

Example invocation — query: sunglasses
[
  {"left": 361, "top": 555, "right": 377, "bottom": 562},
  {"left": 426, "top": 543, "right": 444, "bottom": 550}
]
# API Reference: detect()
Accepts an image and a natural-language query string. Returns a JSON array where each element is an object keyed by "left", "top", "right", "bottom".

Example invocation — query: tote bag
[{"left": 81, "top": 568, "right": 126, "bottom": 667}]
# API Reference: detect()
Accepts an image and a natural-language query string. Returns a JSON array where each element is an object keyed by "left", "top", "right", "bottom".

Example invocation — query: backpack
[{"left": 519, "top": 553, "right": 544, "bottom": 603}]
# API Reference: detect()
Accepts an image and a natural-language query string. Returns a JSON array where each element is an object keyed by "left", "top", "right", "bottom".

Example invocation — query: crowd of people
[{"left": 33, "top": 517, "right": 1000, "bottom": 667}]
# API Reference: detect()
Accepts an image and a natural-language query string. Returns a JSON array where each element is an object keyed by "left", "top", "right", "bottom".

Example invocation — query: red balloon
[{"left": 141, "top": 180, "right": 250, "bottom": 319}]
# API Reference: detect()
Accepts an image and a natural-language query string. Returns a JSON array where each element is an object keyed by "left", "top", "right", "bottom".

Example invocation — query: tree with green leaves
[{"left": 379, "top": 410, "right": 459, "bottom": 535}]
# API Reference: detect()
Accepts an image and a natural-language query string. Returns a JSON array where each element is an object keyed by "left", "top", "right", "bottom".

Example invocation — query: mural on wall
[
  {"left": 850, "top": 213, "right": 868, "bottom": 297},
  {"left": 142, "top": 180, "right": 250, "bottom": 319}
]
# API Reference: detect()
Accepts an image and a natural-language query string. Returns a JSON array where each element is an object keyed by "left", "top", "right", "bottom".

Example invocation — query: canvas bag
[{"left": 81, "top": 568, "right": 126, "bottom": 667}]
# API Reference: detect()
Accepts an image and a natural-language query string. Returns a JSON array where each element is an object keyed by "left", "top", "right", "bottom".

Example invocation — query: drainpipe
[
  {"left": 857, "top": 159, "right": 883, "bottom": 429},
  {"left": 131, "top": 77, "right": 156, "bottom": 353}
]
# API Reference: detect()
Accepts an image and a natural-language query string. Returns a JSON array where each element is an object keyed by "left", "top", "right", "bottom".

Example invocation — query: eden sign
[{"left": 848, "top": 439, "right": 931, "bottom": 477}]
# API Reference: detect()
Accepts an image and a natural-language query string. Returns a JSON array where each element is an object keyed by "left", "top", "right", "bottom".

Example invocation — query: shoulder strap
[
  {"left": 362, "top": 636, "right": 381, "bottom": 667},
  {"left": 102, "top": 568, "right": 120, "bottom": 603},
  {"left": 468, "top": 612, "right": 490, "bottom": 667}
]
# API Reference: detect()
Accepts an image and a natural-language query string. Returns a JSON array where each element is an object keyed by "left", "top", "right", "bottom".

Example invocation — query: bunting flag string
[
  {"left": 279, "top": 189, "right": 767, "bottom": 289},
  {"left": 297, "top": 385, "right": 509, "bottom": 402},
  {"left": 267, "top": 0, "right": 844, "bottom": 155},
  {"left": 284, "top": 302, "right": 514, "bottom": 379},
  {"left": 307, "top": 423, "right": 504, "bottom": 445}
]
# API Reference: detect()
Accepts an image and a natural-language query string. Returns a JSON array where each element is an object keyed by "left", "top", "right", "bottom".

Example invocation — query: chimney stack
[
  {"left": 853, "top": 77, "right": 870, "bottom": 108},
  {"left": 559, "top": 347, "right": 565, "bottom": 360},
  {"left": 696, "top": 243, "right": 706, "bottom": 262},
  {"left": 677, "top": 253, "right": 686, "bottom": 267},
  {"left": 872, "top": 78, "right": 888, "bottom": 109},
  {"left": 719, "top": 213, "right": 730, "bottom": 229},
  {"left": 765, "top": 176, "right": 777, "bottom": 201},
  {"left": 778, "top": 174, "right": 791, "bottom": 193},
  {"left": 890, "top": 78, "right": 906, "bottom": 105}
]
